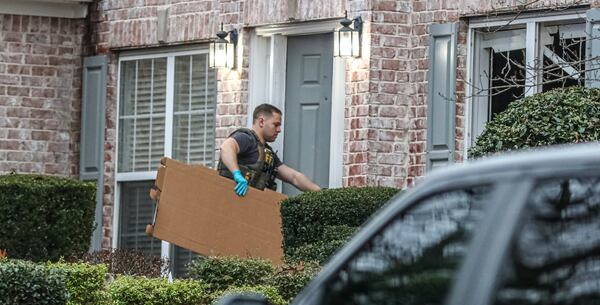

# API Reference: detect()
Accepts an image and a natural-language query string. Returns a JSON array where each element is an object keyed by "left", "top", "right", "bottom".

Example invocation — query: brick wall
[
  {"left": 0, "top": 14, "right": 86, "bottom": 177},
  {"left": 364, "top": 1, "right": 411, "bottom": 188}
]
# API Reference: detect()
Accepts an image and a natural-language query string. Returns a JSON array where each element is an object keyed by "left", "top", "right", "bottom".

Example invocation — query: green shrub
[
  {"left": 107, "top": 276, "right": 207, "bottom": 305},
  {"left": 49, "top": 262, "right": 108, "bottom": 305},
  {"left": 187, "top": 256, "right": 275, "bottom": 293},
  {"left": 269, "top": 262, "right": 320, "bottom": 302},
  {"left": 281, "top": 187, "right": 399, "bottom": 256},
  {"left": 0, "top": 174, "right": 96, "bottom": 262},
  {"left": 284, "top": 239, "right": 348, "bottom": 264},
  {"left": 321, "top": 225, "right": 358, "bottom": 242},
  {"left": 0, "top": 259, "right": 68, "bottom": 305},
  {"left": 284, "top": 225, "right": 356, "bottom": 264},
  {"left": 76, "top": 249, "right": 169, "bottom": 277},
  {"left": 212, "top": 285, "right": 286, "bottom": 305},
  {"left": 469, "top": 86, "right": 600, "bottom": 158}
]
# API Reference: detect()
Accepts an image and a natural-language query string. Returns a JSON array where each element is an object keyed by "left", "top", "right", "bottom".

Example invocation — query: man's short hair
[{"left": 253, "top": 103, "right": 282, "bottom": 122}]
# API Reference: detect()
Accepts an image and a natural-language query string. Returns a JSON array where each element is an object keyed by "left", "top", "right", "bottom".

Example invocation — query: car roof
[
  {"left": 423, "top": 142, "right": 600, "bottom": 186},
  {"left": 294, "top": 143, "right": 600, "bottom": 305}
]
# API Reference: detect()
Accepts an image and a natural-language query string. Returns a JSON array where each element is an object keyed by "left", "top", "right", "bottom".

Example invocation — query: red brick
[
  {"left": 7, "top": 86, "right": 30, "bottom": 96},
  {"left": 7, "top": 108, "right": 30, "bottom": 118},
  {"left": 6, "top": 65, "right": 31, "bottom": 75},
  {"left": 3, "top": 32, "right": 23, "bottom": 42},
  {"left": 373, "top": 1, "right": 397, "bottom": 11},
  {"left": 0, "top": 140, "right": 20, "bottom": 150},
  {"left": 31, "top": 88, "right": 55, "bottom": 98},
  {"left": 25, "top": 33, "right": 49, "bottom": 44},
  {"left": 24, "top": 55, "right": 48, "bottom": 65},
  {"left": 31, "top": 66, "right": 57, "bottom": 77},
  {"left": 381, "top": 59, "right": 400, "bottom": 70}
]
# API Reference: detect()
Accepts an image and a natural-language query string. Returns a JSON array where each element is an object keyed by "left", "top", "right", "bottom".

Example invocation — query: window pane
[
  {"left": 320, "top": 185, "right": 493, "bottom": 305},
  {"left": 119, "top": 181, "right": 162, "bottom": 257},
  {"left": 471, "top": 28, "right": 526, "bottom": 141},
  {"left": 541, "top": 22, "right": 585, "bottom": 92},
  {"left": 489, "top": 45, "right": 526, "bottom": 120},
  {"left": 118, "top": 58, "right": 167, "bottom": 172},
  {"left": 494, "top": 178, "right": 600, "bottom": 305},
  {"left": 172, "top": 246, "right": 199, "bottom": 278},
  {"left": 172, "top": 54, "right": 216, "bottom": 166}
]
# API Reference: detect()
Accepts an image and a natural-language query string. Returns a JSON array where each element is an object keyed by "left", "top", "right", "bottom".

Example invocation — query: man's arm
[
  {"left": 219, "top": 137, "right": 241, "bottom": 172},
  {"left": 276, "top": 164, "right": 321, "bottom": 192},
  {"left": 220, "top": 137, "right": 250, "bottom": 196}
]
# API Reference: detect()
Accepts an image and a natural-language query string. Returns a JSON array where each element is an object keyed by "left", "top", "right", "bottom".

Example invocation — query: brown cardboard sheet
[{"left": 146, "top": 157, "right": 287, "bottom": 264}]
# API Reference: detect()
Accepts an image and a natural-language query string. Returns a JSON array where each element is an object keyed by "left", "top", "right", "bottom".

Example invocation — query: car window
[
  {"left": 318, "top": 185, "right": 494, "bottom": 305},
  {"left": 493, "top": 177, "right": 600, "bottom": 305}
]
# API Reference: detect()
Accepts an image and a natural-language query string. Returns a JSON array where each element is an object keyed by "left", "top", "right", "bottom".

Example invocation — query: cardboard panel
[{"left": 147, "top": 158, "right": 287, "bottom": 264}]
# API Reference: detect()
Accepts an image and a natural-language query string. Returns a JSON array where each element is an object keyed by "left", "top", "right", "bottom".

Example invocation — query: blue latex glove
[{"left": 232, "top": 170, "right": 248, "bottom": 197}]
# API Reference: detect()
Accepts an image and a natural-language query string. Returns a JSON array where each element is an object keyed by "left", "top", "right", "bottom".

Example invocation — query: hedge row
[
  {"left": 188, "top": 256, "right": 320, "bottom": 303},
  {"left": 0, "top": 259, "right": 290, "bottom": 305},
  {"left": 107, "top": 276, "right": 207, "bottom": 305},
  {"left": 0, "top": 259, "right": 68, "bottom": 305},
  {"left": 469, "top": 86, "right": 600, "bottom": 158},
  {"left": 0, "top": 174, "right": 96, "bottom": 262},
  {"left": 280, "top": 187, "right": 399, "bottom": 263},
  {"left": 108, "top": 276, "right": 286, "bottom": 305},
  {"left": 0, "top": 260, "right": 108, "bottom": 305},
  {"left": 49, "top": 262, "right": 108, "bottom": 305}
]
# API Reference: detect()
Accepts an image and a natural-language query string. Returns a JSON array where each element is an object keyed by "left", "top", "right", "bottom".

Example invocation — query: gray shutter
[
  {"left": 586, "top": 9, "right": 600, "bottom": 88},
  {"left": 80, "top": 55, "right": 107, "bottom": 251},
  {"left": 426, "top": 23, "right": 457, "bottom": 171}
]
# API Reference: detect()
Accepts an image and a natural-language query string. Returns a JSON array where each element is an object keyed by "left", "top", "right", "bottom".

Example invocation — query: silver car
[{"left": 219, "top": 144, "right": 600, "bottom": 305}]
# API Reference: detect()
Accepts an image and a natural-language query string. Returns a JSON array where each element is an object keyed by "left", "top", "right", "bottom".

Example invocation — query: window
[
  {"left": 319, "top": 185, "right": 493, "bottom": 305},
  {"left": 493, "top": 177, "right": 600, "bottom": 304},
  {"left": 469, "top": 15, "right": 587, "bottom": 144},
  {"left": 116, "top": 49, "right": 216, "bottom": 277}
]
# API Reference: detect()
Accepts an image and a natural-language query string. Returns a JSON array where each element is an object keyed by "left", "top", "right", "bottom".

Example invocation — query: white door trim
[
  {"left": 255, "top": 19, "right": 340, "bottom": 37},
  {"left": 249, "top": 20, "right": 345, "bottom": 188}
]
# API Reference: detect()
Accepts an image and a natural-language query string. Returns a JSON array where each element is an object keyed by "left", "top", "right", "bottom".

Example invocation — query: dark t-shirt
[{"left": 232, "top": 131, "right": 282, "bottom": 168}]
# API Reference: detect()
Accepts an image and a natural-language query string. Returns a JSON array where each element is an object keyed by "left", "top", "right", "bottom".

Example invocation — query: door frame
[{"left": 248, "top": 19, "right": 345, "bottom": 188}]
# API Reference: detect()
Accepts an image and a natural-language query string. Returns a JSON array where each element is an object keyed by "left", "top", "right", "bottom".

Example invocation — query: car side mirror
[{"left": 215, "top": 293, "right": 270, "bottom": 305}]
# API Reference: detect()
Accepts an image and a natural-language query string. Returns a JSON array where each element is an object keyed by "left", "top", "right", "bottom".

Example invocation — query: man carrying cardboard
[{"left": 218, "top": 103, "right": 321, "bottom": 196}]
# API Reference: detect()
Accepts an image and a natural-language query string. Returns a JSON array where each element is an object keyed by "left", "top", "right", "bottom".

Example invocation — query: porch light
[
  {"left": 209, "top": 23, "right": 238, "bottom": 69},
  {"left": 333, "top": 11, "right": 362, "bottom": 58}
]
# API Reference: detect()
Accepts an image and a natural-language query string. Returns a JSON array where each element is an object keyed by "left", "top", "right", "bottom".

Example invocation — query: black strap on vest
[{"left": 217, "top": 128, "right": 278, "bottom": 191}]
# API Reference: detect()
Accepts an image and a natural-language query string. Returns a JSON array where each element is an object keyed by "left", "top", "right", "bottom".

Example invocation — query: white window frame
[
  {"left": 113, "top": 48, "right": 212, "bottom": 277},
  {"left": 465, "top": 10, "right": 587, "bottom": 156},
  {"left": 248, "top": 19, "right": 346, "bottom": 189}
]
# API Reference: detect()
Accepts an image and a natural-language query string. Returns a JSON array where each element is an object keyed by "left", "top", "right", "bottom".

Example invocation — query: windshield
[{"left": 313, "top": 185, "right": 494, "bottom": 305}]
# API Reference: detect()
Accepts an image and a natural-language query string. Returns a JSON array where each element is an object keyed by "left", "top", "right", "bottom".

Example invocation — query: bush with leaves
[
  {"left": 187, "top": 256, "right": 275, "bottom": 293},
  {"left": 49, "top": 261, "right": 108, "bottom": 305},
  {"left": 212, "top": 285, "right": 286, "bottom": 305},
  {"left": 107, "top": 276, "right": 207, "bottom": 305},
  {"left": 0, "top": 174, "right": 96, "bottom": 262},
  {"left": 76, "top": 248, "right": 169, "bottom": 277},
  {"left": 269, "top": 262, "right": 320, "bottom": 302},
  {"left": 469, "top": 86, "right": 600, "bottom": 158},
  {"left": 0, "top": 259, "right": 68, "bottom": 305},
  {"left": 281, "top": 187, "right": 399, "bottom": 262},
  {"left": 284, "top": 239, "right": 348, "bottom": 265}
]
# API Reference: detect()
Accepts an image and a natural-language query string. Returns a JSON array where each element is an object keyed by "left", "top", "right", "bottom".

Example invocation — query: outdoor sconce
[
  {"left": 209, "top": 23, "right": 238, "bottom": 69},
  {"left": 333, "top": 11, "right": 362, "bottom": 58}
]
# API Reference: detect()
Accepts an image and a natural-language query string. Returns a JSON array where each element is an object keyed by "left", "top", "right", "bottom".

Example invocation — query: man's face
[{"left": 258, "top": 112, "right": 282, "bottom": 142}]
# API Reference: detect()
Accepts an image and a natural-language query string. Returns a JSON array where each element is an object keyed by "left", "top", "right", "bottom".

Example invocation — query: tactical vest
[{"left": 217, "top": 128, "right": 278, "bottom": 191}]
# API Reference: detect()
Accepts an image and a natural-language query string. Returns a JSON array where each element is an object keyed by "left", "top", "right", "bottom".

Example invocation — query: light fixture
[
  {"left": 334, "top": 11, "right": 362, "bottom": 58},
  {"left": 209, "top": 23, "right": 238, "bottom": 69}
]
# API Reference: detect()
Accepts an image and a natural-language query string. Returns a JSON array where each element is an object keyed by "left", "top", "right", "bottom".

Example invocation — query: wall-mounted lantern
[
  {"left": 209, "top": 23, "right": 238, "bottom": 69},
  {"left": 333, "top": 11, "right": 362, "bottom": 58}
]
